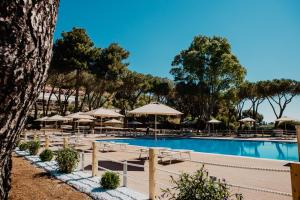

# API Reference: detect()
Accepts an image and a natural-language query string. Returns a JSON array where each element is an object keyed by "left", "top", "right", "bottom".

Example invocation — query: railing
[{"left": 20, "top": 130, "right": 300, "bottom": 200}]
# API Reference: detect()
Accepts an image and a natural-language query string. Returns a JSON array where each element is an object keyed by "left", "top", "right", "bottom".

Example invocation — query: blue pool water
[{"left": 99, "top": 138, "right": 299, "bottom": 161}]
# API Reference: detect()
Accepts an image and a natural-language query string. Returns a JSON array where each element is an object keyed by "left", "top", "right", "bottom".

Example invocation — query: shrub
[
  {"left": 55, "top": 148, "right": 79, "bottom": 173},
  {"left": 161, "top": 165, "right": 243, "bottom": 200},
  {"left": 100, "top": 171, "right": 120, "bottom": 189},
  {"left": 18, "top": 142, "right": 29, "bottom": 151},
  {"left": 28, "top": 140, "right": 40, "bottom": 155},
  {"left": 39, "top": 149, "right": 54, "bottom": 162}
]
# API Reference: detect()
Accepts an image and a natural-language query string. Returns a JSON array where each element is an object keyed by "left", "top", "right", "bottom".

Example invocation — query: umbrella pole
[
  {"left": 101, "top": 117, "right": 102, "bottom": 135},
  {"left": 155, "top": 115, "right": 157, "bottom": 140}
]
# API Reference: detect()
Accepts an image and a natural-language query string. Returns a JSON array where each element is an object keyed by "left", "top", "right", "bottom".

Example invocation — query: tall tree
[
  {"left": 243, "top": 81, "right": 265, "bottom": 121},
  {"left": 89, "top": 43, "right": 129, "bottom": 109},
  {"left": 261, "top": 79, "right": 300, "bottom": 119},
  {"left": 51, "top": 28, "right": 98, "bottom": 112},
  {"left": 0, "top": 1, "right": 59, "bottom": 199},
  {"left": 114, "top": 70, "right": 151, "bottom": 113},
  {"left": 171, "top": 35, "right": 246, "bottom": 120}
]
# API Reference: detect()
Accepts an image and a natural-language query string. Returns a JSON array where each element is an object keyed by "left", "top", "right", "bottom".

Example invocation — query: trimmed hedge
[
  {"left": 100, "top": 171, "right": 120, "bottom": 189},
  {"left": 39, "top": 149, "right": 54, "bottom": 162},
  {"left": 55, "top": 148, "right": 79, "bottom": 173},
  {"left": 18, "top": 142, "right": 29, "bottom": 151},
  {"left": 28, "top": 140, "right": 40, "bottom": 155}
]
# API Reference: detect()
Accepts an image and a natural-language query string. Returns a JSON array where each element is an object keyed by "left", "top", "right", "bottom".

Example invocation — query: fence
[{"left": 20, "top": 129, "right": 300, "bottom": 200}]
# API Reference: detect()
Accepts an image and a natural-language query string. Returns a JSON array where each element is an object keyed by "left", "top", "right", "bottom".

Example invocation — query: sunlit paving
[{"left": 1, "top": 1, "right": 300, "bottom": 200}]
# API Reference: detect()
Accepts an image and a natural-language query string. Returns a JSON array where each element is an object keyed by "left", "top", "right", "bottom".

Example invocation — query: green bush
[
  {"left": 100, "top": 172, "right": 120, "bottom": 189},
  {"left": 39, "top": 149, "right": 54, "bottom": 162},
  {"left": 18, "top": 142, "right": 29, "bottom": 151},
  {"left": 55, "top": 148, "right": 79, "bottom": 173},
  {"left": 161, "top": 165, "right": 243, "bottom": 200},
  {"left": 28, "top": 140, "right": 40, "bottom": 155}
]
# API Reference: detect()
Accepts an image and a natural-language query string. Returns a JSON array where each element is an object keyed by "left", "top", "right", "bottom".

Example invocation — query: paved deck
[{"left": 22, "top": 133, "right": 296, "bottom": 200}]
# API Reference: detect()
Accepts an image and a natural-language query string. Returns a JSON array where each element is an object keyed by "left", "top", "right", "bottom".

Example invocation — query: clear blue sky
[{"left": 54, "top": 0, "right": 300, "bottom": 122}]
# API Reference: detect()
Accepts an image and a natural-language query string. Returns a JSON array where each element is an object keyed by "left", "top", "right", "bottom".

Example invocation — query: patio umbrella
[
  {"left": 65, "top": 112, "right": 95, "bottom": 134},
  {"left": 275, "top": 116, "right": 297, "bottom": 132},
  {"left": 66, "top": 112, "right": 95, "bottom": 120},
  {"left": 103, "top": 119, "right": 123, "bottom": 124},
  {"left": 239, "top": 117, "right": 256, "bottom": 123},
  {"left": 239, "top": 117, "right": 256, "bottom": 130},
  {"left": 128, "top": 102, "right": 183, "bottom": 140},
  {"left": 46, "top": 114, "right": 71, "bottom": 129},
  {"left": 35, "top": 116, "right": 49, "bottom": 121},
  {"left": 84, "top": 108, "right": 123, "bottom": 134},
  {"left": 127, "top": 120, "right": 143, "bottom": 125},
  {"left": 35, "top": 116, "right": 49, "bottom": 131},
  {"left": 207, "top": 119, "right": 221, "bottom": 133},
  {"left": 46, "top": 115, "right": 69, "bottom": 122},
  {"left": 75, "top": 118, "right": 94, "bottom": 123}
]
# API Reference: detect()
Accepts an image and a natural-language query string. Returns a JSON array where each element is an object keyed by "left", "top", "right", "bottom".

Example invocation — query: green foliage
[
  {"left": 28, "top": 141, "right": 40, "bottom": 155},
  {"left": 100, "top": 172, "right": 120, "bottom": 189},
  {"left": 55, "top": 148, "right": 79, "bottom": 173},
  {"left": 170, "top": 35, "right": 246, "bottom": 121},
  {"left": 39, "top": 149, "right": 54, "bottom": 162},
  {"left": 52, "top": 27, "right": 98, "bottom": 72},
  {"left": 161, "top": 166, "right": 243, "bottom": 200},
  {"left": 18, "top": 142, "right": 29, "bottom": 151}
]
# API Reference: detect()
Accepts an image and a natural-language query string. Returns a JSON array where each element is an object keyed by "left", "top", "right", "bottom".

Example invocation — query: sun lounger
[
  {"left": 172, "top": 149, "right": 192, "bottom": 160},
  {"left": 159, "top": 150, "right": 181, "bottom": 164}
]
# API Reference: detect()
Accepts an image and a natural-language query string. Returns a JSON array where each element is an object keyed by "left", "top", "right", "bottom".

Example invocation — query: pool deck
[
  {"left": 25, "top": 133, "right": 297, "bottom": 200},
  {"left": 83, "top": 136, "right": 295, "bottom": 200}
]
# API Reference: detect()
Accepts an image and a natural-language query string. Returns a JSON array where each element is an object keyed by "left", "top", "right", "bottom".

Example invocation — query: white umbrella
[
  {"left": 275, "top": 116, "right": 297, "bottom": 122},
  {"left": 35, "top": 116, "right": 49, "bottom": 121},
  {"left": 46, "top": 115, "right": 70, "bottom": 122},
  {"left": 84, "top": 108, "right": 123, "bottom": 134},
  {"left": 103, "top": 119, "right": 123, "bottom": 124},
  {"left": 65, "top": 112, "right": 95, "bottom": 120},
  {"left": 85, "top": 108, "right": 124, "bottom": 117},
  {"left": 75, "top": 118, "right": 94, "bottom": 123},
  {"left": 207, "top": 119, "right": 221, "bottom": 133},
  {"left": 275, "top": 116, "right": 298, "bottom": 132},
  {"left": 239, "top": 117, "right": 256, "bottom": 131},
  {"left": 127, "top": 121, "right": 143, "bottom": 125},
  {"left": 128, "top": 102, "right": 183, "bottom": 140},
  {"left": 207, "top": 119, "right": 222, "bottom": 124},
  {"left": 65, "top": 112, "right": 95, "bottom": 135},
  {"left": 239, "top": 117, "right": 256, "bottom": 123}
]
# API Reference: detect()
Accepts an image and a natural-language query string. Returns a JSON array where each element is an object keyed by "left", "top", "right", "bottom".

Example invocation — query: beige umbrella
[
  {"left": 46, "top": 115, "right": 70, "bottom": 122},
  {"left": 35, "top": 116, "right": 49, "bottom": 121},
  {"left": 66, "top": 112, "right": 95, "bottom": 120},
  {"left": 103, "top": 119, "right": 123, "bottom": 124},
  {"left": 239, "top": 117, "right": 256, "bottom": 123},
  {"left": 65, "top": 112, "right": 95, "bottom": 135},
  {"left": 239, "top": 117, "right": 256, "bottom": 130},
  {"left": 75, "top": 118, "right": 94, "bottom": 123},
  {"left": 85, "top": 108, "right": 123, "bottom": 134},
  {"left": 128, "top": 102, "right": 183, "bottom": 140},
  {"left": 207, "top": 119, "right": 222, "bottom": 133},
  {"left": 275, "top": 116, "right": 298, "bottom": 132},
  {"left": 85, "top": 108, "right": 124, "bottom": 117}
]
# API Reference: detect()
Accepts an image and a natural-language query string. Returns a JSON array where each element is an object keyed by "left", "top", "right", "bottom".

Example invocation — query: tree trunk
[
  {"left": 74, "top": 69, "right": 81, "bottom": 112},
  {"left": 0, "top": 1, "right": 59, "bottom": 199}
]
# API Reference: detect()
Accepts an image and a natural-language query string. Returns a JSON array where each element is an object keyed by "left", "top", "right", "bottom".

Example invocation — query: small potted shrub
[
  {"left": 28, "top": 140, "right": 40, "bottom": 155},
  {"left": 100, "top": 171, "right": 120, "bottom": 189},
  {"left": 18, "top": 142, "right": 29, "bottom": 151},
  {"left": 55, "top": 148, "right": 79, "bottom": 173},
  {"left": 39, "top": 149, "right": 53, "bottom": 162}
]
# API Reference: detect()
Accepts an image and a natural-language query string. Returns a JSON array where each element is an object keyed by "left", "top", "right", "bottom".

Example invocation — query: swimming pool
[{"left": 99, "top": 138, "right": 299, "bottom": 161}]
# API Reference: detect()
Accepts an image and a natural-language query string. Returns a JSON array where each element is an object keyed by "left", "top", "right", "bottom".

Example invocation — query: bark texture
[{"left": 0, "top": 0, "right": 59, "bottom": 199}]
